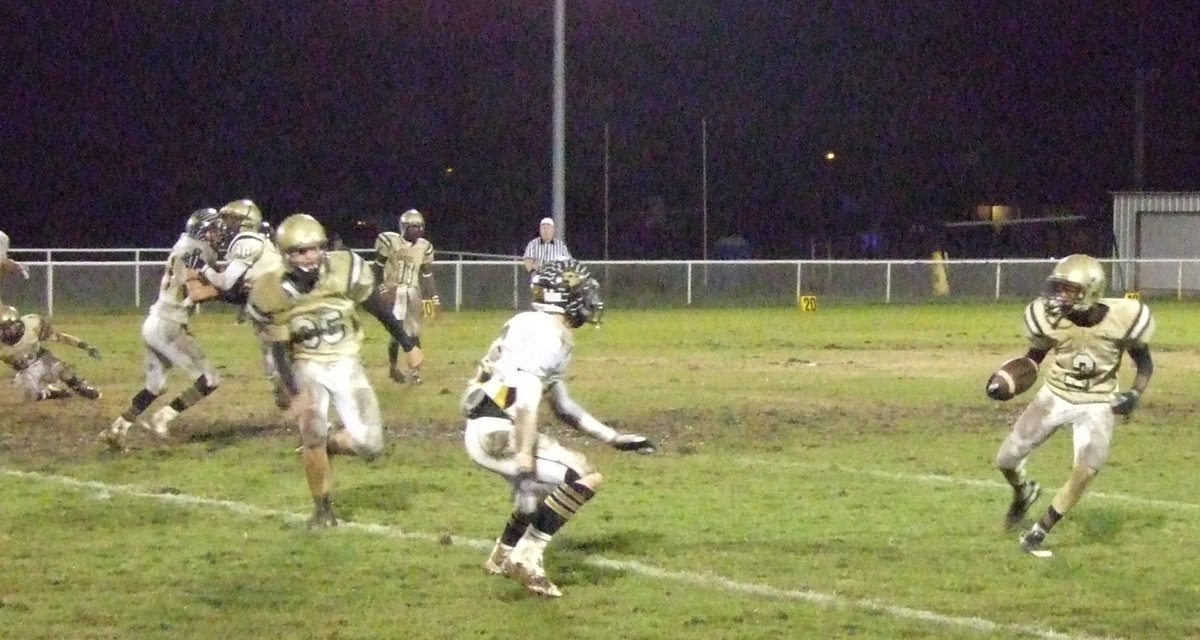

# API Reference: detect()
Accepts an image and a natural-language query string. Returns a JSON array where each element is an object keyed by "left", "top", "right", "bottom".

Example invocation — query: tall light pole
[{"left": 552, "top": 0, "right": 566, "bottom": 237}]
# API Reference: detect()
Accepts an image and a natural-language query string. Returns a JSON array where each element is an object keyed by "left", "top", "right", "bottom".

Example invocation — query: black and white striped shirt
[{"left": 523, "top": 238, "right": 572, "bottom": 271}]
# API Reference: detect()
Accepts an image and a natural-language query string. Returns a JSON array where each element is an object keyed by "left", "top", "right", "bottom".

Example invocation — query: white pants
[
  {"left": 141, "top": 314, "right": 218, "bottom": 394},
  {"left": 295, "top": 357, "right": 383, "bottom": 458},
  {"left": 464, "top": 416, "right": 595, "bottom": 487},
  {"left": 12, "top": 352, "right": 69, "bottom": 400},
  {"left": 391, "top": 285, "right": 425, "bottom": 339},
  {"left": 996, "top": 385, "right": 1116, "bottom": 471}
]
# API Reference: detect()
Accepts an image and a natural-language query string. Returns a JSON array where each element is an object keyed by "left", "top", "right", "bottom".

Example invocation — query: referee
[{"left": 522, "top": 217, "right": 572, "bottom": 274}]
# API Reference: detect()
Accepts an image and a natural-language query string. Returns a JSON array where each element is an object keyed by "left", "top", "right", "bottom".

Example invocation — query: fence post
[
  {"left": 46, "top": 251, "right": 54, "bottom": 317},
  {"left": 1178, "top": 260, "right": 1184, "bottom": 301},
  {"left": 795, "top": 262, "right": 802, "bottom": 303},
  {"left": 686, "top": 262, "right": 693, "bottom": 306},
  {"left": 512, "top": 263, "right": 520, "bottom": 310},
  {"left": 885, "top": 262, "right": 892, "bottom": 303},
  {"left": 455, "top": 261, "right": 463, "bottom": 312},
  {"left": 134, "top": 249, "right": 141, "bottom": 309},
  {"left": 994, "top": 263, "right": 1002, "bottom": 301}
]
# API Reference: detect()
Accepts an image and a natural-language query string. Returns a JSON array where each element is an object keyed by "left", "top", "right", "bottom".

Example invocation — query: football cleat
[
  {"left": 306, "top": 507, "right": 338, "bottom": 530},
  {"left": 502, "top": 552, "right": 562, "bottom": 598},
  {"left": 1019, "top": 525, "right": 1047, "bottom": 553},
  {"left": 101, "top": 417, "right": 133, "bottom": 451},
  {"left": 389, "top": 367, "right": 407, "bottom": 384},
  {"left": 1004, "top": 480, "right": 1041, "bottom": 530},
  {"left": 483, "top": 540, "right": 512, "bottom": 576},
  {"left": 145, "top": 406, "right": 178, "bottom": 438},
  {"left": 406, "top": 369, "right": 422, "bottom": 385},
  {"left": 73, "top": 384, "right": 102, "bottom": 400}
]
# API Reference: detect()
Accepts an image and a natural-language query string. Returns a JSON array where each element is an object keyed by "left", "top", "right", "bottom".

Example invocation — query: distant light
[
  {"left": 444, "top": 167, "right": 454, "bottom": 175},
  {"left": 824, "top": 151, "right": 837, "bottom": 162}
]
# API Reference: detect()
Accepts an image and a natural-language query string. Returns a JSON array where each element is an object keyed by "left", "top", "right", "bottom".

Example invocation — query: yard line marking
[
  {"left": 733, "top": 458, "right": 1200, "bottom": 511},
  {"left": 3, "top": 467, "right": 1124, "bottom": 640}
]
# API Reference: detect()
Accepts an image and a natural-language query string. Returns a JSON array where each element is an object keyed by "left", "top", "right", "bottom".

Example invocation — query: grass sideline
[{"left": 1, "top": 303, "right": 1199, "bottom": 639}]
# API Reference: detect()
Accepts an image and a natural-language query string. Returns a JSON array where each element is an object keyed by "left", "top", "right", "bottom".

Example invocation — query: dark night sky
[{"left": 2, "top": 1, "right": 1198, "bottom": 258}]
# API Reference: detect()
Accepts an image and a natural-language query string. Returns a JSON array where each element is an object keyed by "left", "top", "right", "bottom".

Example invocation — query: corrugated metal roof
[{"left": 1111, "top": 191, "right": 1200, "bottom": 289}]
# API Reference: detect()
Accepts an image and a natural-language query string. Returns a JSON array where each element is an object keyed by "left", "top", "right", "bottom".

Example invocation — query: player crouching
[
  {"left": 463, "top": 260, "right": 655, "bottom": 597},
  {"left": 0, "top": 305, "right": 102, "bottom": 401}
]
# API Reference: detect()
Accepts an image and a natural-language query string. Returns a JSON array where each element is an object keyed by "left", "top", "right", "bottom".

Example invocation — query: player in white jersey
[
  {"left": 247, "top": 213, "right": 382, "bottom": 529},
  {"left": 0, "top": 230, "right": 31, "bottom": 305},
  {"left": 0, "top": 305, "right": 102, "bottom": 401},
  {"left": 989, "top": 254, "right": 1155, "bottom": 555},
  {"left": 102, "top": 209, "right": 226, "bottom": 450},
  {"left": 462, "top": 260, "right": 656, "bottom": 597}
]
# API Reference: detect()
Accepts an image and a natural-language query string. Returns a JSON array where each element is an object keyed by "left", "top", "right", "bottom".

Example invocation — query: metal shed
[{"left": 1111, "top": 191, "right": 1200, "bottom": 293}]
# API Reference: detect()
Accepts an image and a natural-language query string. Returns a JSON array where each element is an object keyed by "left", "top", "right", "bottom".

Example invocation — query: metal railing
[{"left": 4, "top": 251, "right": 1199, "bottom": 314}]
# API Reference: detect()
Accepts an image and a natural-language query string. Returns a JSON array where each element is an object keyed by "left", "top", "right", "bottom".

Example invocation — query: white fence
[{"left": 4, "top": 249, "right": 1200, "bottom": 314}]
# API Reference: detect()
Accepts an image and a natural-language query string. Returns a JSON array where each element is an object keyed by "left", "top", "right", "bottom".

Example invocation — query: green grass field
[{"left": 2, "top": 303, "right": 1199, "bottom": 639}]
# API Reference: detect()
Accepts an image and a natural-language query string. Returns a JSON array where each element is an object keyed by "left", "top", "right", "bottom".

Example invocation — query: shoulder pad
[{"left": 228, "top": 235, "right": 266, "bottom": 262}]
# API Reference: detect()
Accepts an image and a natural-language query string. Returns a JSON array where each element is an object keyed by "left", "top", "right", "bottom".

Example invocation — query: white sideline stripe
[
  {"left": 734, "top": 458, "right": 1200, "bottom": 511},
  {"left": 2, "top": 468, "right": 1123, "bottom": 640}
]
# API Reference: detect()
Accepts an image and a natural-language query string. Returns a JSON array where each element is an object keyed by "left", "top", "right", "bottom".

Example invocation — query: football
[{"left": 985, "top": 356, "right": 1039, "bottom": 401}]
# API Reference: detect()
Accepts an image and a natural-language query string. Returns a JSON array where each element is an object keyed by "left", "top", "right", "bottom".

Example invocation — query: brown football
[{"left": 986, "top": 356, "right": 1039, "bottom": 401}]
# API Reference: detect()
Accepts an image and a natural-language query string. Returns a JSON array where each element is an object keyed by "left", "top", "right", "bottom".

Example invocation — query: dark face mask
[
  {"left": 285, "top": 268, "right": 321, "bottom": 293},
  {"left": 0, "top": 320, "right": 25, "bottom": 346}
]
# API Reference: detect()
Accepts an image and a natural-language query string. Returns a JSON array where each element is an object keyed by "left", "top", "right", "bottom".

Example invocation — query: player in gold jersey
[
  {"left": 247, "top": 213, "right": 383, "bottom": 529},
  {"left": 0, "top": 305, "right": 102, "bottom": 401},
  {"left": 991, "top": 254, "right": 1155, "bottom": 555},
  {"left": 188, "top": 198, "right": 290, "bottom": 406},
  {"left": 373, "top": 209, "right": 437, "bottom": 384}
]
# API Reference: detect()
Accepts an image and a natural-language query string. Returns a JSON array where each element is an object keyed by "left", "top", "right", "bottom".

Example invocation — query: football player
[
  {"left": 102, "top": 208, "right": 226, "bottom": 449},
  {"left": 991, "top": 254, "right": 1155, "bottom": 555},
  {"left": 372, "top": 209, "right": 437, "bottom": 384},
  {"left": 0, "top": 230, "right": 31, "bottom": 304},
  {"left": 462, "top": 259, "right": 655, "bottom": 597},
  {"left": 247, "top": 213, "right": 383, "bottom": 529},
  {"left": 187, "top": 198, "right": 289, "bottom": 406},
  {"left": 0, "top": 304, "right": 102, "bottom": 401}
]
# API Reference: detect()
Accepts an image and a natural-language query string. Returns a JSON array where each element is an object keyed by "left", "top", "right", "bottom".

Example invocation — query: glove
[
  {"left": 183, "top": 250, "right": 207, "bottom": 270},
  {"left": 85, "top": 345, "right": 102, "bottom": 360},
  {"left": 611, "top": 433, "right": 657, "bottom": 454},
  {"left": 514, "top": 471, "right": 540, "bottom": 515},
  {"left": 423, "top": 296, "right": 441, "bottom": 320},
  {"left": 1110, "top": 390, "right": 1141, "bottom": 416}
]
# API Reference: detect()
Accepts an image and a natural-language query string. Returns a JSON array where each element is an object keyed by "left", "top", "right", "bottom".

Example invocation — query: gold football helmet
[
  {"left": 1043, "top": 254, "right": 1105, "bottom": 317},
  {"left": 399, "top": 209, "right": 425, "bottom": 241},
  {"left": 0, "top": 304, "right": 18, "bottom": 323},
  {"left": 218, "top": 199, "right": 264, "bottom": 235},
  {"left": 276, "top": 213, "right": 328, "bottom": 273}
]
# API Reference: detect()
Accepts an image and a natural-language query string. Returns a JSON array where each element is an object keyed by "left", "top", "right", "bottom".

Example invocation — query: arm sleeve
[
  {"left": 201, "top": 260, "right": 251, "bottom": 290},
  {"left": 547, "top": 380, "right": 616, "bottom": 443}
]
